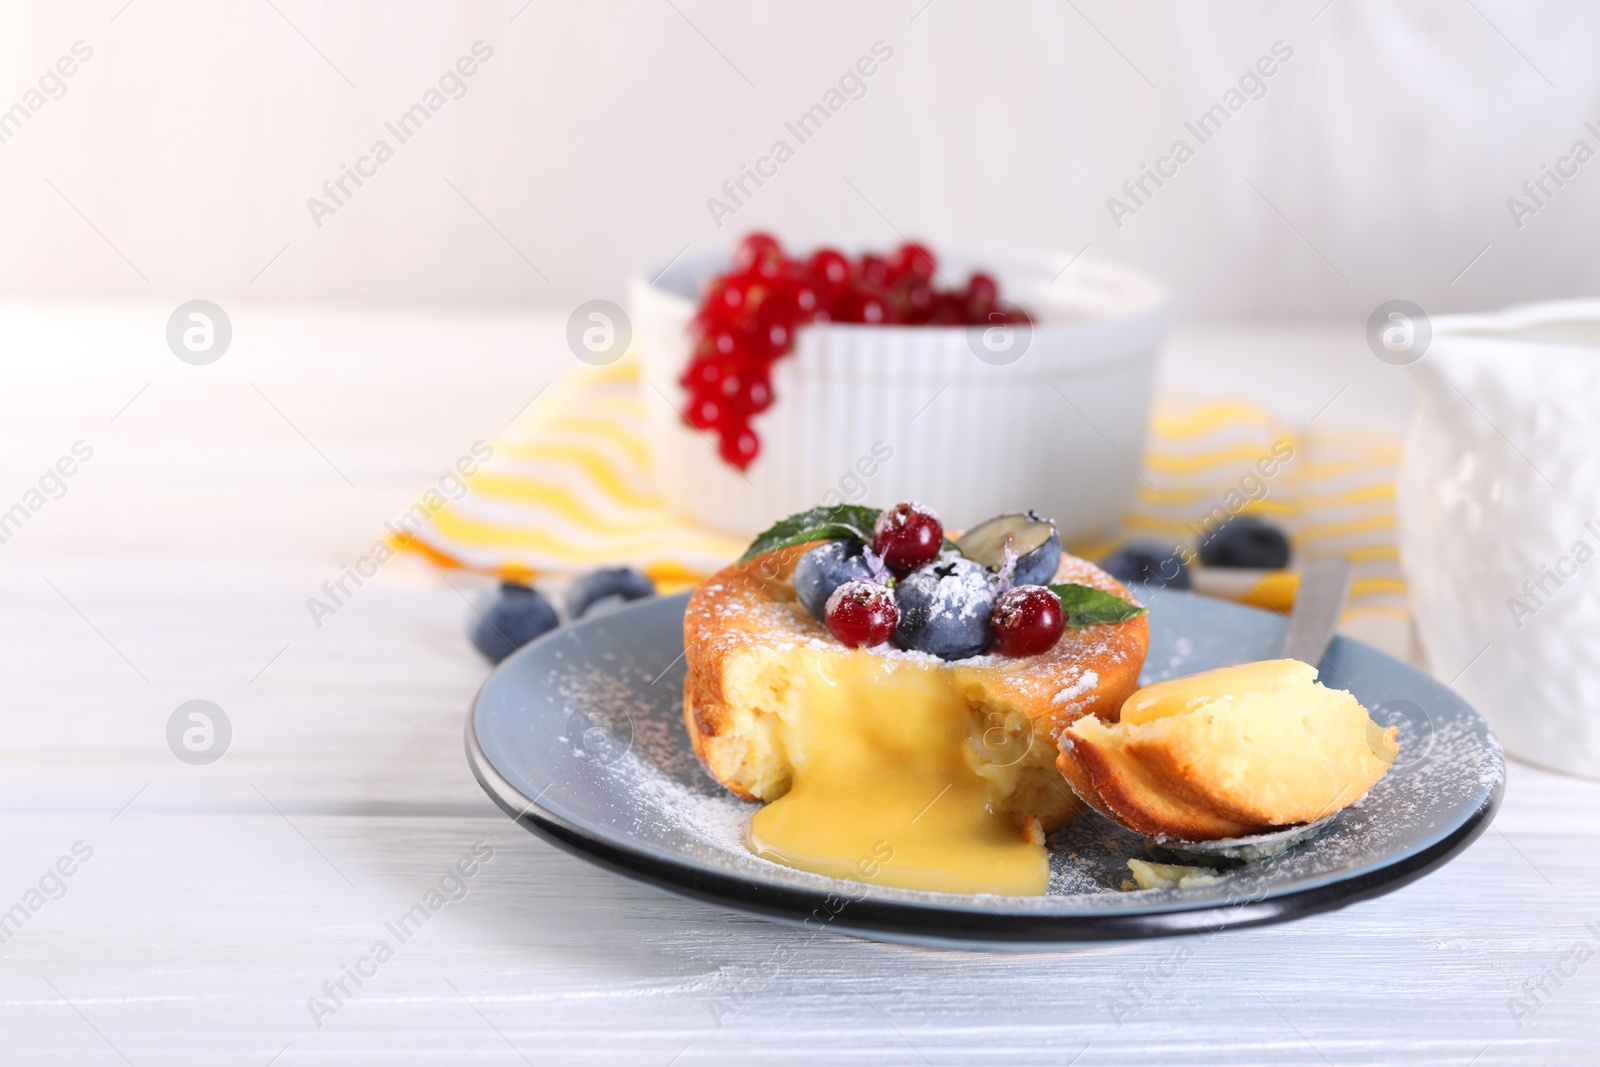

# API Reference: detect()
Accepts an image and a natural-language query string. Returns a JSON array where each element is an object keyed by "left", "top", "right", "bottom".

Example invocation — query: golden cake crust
[
  {"left": 682, "top": 541, "right": 1150, "bottom": 825},
  {"left": 1058, "top": 723, "right": 1261, "bottom": 840}
]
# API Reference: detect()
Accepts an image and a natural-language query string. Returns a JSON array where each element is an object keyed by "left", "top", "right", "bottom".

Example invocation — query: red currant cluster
[
  {"left": 822, "top": 501, "right": 1067, "bottom": 658},
  {"left": 679, "top": 233, "right": 1027, "bottom": 470}
]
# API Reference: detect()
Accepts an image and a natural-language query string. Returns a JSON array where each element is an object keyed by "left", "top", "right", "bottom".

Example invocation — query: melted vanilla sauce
[{"left": 748, "top": 652, "right": 1049, "bottom": 896}]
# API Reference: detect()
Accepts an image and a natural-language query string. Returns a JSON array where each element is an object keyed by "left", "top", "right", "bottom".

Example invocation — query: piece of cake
[
  {"left": 1058, "top": 658, "right": 1399, "bottom": 841},
  {"left": 682, "top": 525, "right": 1149, "bottom": 895}
]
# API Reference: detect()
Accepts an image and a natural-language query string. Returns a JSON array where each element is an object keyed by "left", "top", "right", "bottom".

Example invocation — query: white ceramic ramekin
[
  {"left": 1398, "top": 299, "right": 1600, "bottom": 779},
  {"left": 629, "top": 244, "right": 1169, "bottom": 542}
]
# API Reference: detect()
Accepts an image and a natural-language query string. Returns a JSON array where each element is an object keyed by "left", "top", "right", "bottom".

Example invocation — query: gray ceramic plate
[{"left": 466, "top": 588, "right": 1503, "bottom": 950}]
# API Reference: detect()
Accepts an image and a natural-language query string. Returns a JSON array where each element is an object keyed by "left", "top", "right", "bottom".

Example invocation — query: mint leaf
[
  {"left": 739, "top": 505, "right": 881, "bottom": 562},
  {"left": 1047, "top": 583, "right": 1146, "bottom": 626}
]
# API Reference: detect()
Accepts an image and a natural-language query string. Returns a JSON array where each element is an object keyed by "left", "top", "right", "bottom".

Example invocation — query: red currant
[
  {"left": 730, "top": 373, "right": 772, "bottom": 414},
  {"left": 833, "top": 288, "right": 890, "bottom": 325},
  {"left": 774, "top": 278, "right": 820, "bottom": 321},
  {"left": 991, "top": 586, "right": 1064, "bottom": 657},
  {"left": 928, "top": 293, "right": 966, "bottom": 325},
  {"left": 704, "top": 276, "right": 752, "bottom": 320},
  {"left": 685, "top": 393, "right": 724, "bottom": 429},
  {"left": 679, "top": 356, "right": 734, "bottom": 392},
  {"left": 733, "top": 232, "right": 784, "bottom": 280},
  {"left": 965, "top": 271, "right": 998, "bottom": 306},
  {"left": 858, "top": 253, "right": 892, "bottom": 288},
  {"left": 891, "top": 278, "right": 936, "bottom": 324},
  {"left": 693, "top": 325, "right": 741, "bottom": 361},
  {"left": 686, "top": 235, "right": 1027, "bottom": 474},
  {"left": 717, "top": 422, "right": 760, "bottom": 469},
  {"left": 824, "top": 580, "right": 899, "bottom": 647},
  {"left": 871, "top": 502, "right": 943, "bottom": 574},
  {"left": 742, "top": 279, "right": 775, "bottom": 317},
  {"left": 889, "top": 242, "right": 937, "bottom": 282},
  {"left": 806, "top": 248, "right": 851, "bottom": 293},
  {"left": 743, "top": 315, "right": 793, "bottom": 362}
]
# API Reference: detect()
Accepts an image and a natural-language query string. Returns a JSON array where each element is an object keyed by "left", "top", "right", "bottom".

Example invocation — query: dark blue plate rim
[
  {"left": 466, "top": 722, "right": 1499, "bottom": 946},
  {"left": 465, "top": 592, "right": 1503, "bottom": 948}
]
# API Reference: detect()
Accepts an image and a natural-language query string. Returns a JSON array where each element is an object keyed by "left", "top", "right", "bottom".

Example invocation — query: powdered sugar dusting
[
  {"left": 898, "top": 556, "right": 994, "bottom": 624},
  {"left": 1051, "top": 667, "right": 1100, "bottom": 710},
  {"left": 505, "top": 557, "right": 1502, "bottom": 912},
  {"left": 533, "top": 630, "right": 1500, "bottom": 910}
]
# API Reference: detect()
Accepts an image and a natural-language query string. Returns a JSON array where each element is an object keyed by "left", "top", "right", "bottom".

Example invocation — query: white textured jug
[
  {"left": 1399, "top": 299, "right": 1600, "bottom": 778},
  {"left": 630, "top": 245, "right": 1169, "bottom": 541}
]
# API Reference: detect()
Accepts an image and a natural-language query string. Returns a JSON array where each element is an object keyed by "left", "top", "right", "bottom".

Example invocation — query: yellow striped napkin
[
  {"left": 397, "top": 361, "right": 1411, "bottom": 654},
  {"left": 395, "top": 360, "right": 742, "bottom": 593},
  {"left": 1116, "top": 394, "right": 1410, "bottom": 655}
]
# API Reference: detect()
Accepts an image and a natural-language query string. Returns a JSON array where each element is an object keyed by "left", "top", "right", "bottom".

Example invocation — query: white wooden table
[{"left": 2, "top": 302, "right": 1595, "bottom": 1065}]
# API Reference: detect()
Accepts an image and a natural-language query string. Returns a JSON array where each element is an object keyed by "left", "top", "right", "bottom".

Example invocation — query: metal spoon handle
[{"left": 1280, "top": 555, "right": 1351, "bottom": 668}]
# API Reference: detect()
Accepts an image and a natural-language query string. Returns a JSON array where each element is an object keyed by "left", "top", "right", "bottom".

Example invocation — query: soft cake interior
[
  {"left": 719, "top": 642, "right": 1074, "bottom": 894},
  {"left": 681, "top": 544, "right": 1149, "bottom": 895}
]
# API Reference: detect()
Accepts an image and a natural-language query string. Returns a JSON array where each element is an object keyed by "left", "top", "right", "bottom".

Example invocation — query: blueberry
[
  {"left": 567, "top": 567, "right": 655, "bottom": 621},
  {"left": 794, "top": 540, "right": 873, "bottom": 622},
  {"left": 1099, "top": 542, "right": 1192, "bottom": 591},
  {"left": 1198, "top": 516, "right": 1291, "bottom": 569},
  {"left": 470, "top": 582, "right": 560, "bottom": 664},
  {"left": 893, "top": 557, "right": 996, "bottom": 660},
  {"left": 958, "top": 511, "right": 1062, "bottom": 586}
]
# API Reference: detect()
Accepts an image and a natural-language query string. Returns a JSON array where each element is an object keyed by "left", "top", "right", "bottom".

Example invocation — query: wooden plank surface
[{"left": 2, "top": 303, "right": 1596, "bottom": 1065}]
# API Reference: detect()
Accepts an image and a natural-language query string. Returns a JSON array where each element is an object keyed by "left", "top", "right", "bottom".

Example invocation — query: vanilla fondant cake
[{"left": 682, "top": 505, "right": 1149, "bottom": 895}]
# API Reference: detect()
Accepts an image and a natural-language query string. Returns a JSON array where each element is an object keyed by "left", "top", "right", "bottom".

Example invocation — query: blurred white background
[{"left": 2, "top": 0, "right": 1598, "bottom": 319}]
